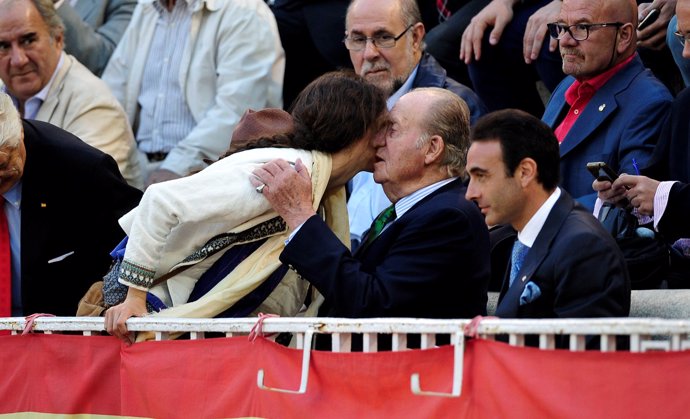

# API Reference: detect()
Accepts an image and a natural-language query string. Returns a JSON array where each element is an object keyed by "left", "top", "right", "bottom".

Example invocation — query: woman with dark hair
[{"left": 103, "top": 71, "right": 388, "bottom": 343}]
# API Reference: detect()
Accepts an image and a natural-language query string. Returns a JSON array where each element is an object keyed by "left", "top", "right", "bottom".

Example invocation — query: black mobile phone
[
  {"left": 638, "top": 8, "right": 659, "bottom": 30},
  {"left": 586, "top": 162, "right": 630, "bottom": 207},
  {"left": 586, "top": 161, "right": 619, "bottom": 182}
]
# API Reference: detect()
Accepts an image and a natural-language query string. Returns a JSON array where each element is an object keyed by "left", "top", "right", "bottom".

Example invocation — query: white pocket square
[
  {"left": 519, "top": 281, "right": 542, "bottom": 306},
  {"left": 48, "top": 251, "right": 75, "bottom": 264}
]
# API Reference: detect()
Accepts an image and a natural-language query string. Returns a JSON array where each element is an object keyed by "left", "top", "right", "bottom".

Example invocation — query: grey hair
[
  {"left": 414, "top": 87, "right": 470, "bottom": 177},
  {"left": 0, "top": 93, "right": 23, "bottom": 149},
  {"left": 30, "top": 0, "right": 65, "bottom": 39},
  {"left": 399, "top": 0, "right": 422, "bottom": 27}
]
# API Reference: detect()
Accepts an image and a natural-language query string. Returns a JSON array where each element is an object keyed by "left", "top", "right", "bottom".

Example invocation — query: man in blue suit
[
  {"left": 466, "top": 109, "right": 630, "bottom": 319},
  {"left": 541, "top": 0, "right": 672, "bottom": 211},
  {"left": 254, "top": 87, "right": 490, "bottom": 322}
]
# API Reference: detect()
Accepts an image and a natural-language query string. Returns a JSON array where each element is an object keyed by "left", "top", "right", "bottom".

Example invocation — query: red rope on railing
[{"left": 22, "top": 313, "right": 56, "bottom": 335}]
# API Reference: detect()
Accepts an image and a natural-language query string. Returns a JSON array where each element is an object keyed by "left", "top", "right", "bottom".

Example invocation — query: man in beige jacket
[{"left": 0, "top": 0, "right": 142, "bottom": 188}]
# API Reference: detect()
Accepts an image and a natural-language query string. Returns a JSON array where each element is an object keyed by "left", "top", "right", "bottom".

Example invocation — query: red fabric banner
[{"left": 1, "top": 334, "right": 689, "bottom": 418}]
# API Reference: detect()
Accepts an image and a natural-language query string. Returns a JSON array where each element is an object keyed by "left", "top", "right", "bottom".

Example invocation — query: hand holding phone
[{"left": 587, "top": 162, "right": 631, "bottom": 208}]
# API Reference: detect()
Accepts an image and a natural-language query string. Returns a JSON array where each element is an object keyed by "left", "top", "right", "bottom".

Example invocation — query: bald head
[
  {"left": 346, "top": 0, "right": 420, "bottom": 29},
  {"left": 558, "top": 0, "right": 637, "bottom": 79}
]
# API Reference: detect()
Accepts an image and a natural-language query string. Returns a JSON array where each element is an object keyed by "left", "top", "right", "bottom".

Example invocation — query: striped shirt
[{"left": 136, "top": 0, "right": 196, "bottom": 154}]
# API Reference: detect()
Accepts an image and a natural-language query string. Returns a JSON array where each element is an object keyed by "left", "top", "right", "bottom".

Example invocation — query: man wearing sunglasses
[{"left": 541, "top": 0, "right": 672, "bottom": 211}]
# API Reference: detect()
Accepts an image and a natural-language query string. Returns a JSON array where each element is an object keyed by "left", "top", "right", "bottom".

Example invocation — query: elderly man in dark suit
[
  {"left": 253, "top": 87, "right": 490, "bottom": 323},
  {"left": 466, "top": 109, "right": 630, "bottom": 319},
  {"left": 0, "top": 93, "right": 141, "bottom": 317}
]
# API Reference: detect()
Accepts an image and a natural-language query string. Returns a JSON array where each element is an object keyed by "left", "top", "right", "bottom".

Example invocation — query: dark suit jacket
[
  {"left": 19, "top": 120, "right": 142, "bottom": 315},
  {"left": 542, "top": 55, "right": 672, "bottom": 210},
  {"left": 413, "top": 53, "right": 487, "bottom": 125},
  {"left": 657, "top": 183, "right": 690, "bottom": 241},
  {"left": 643, "top": 88, "right": 690, "bottom": 243},
  {"left": 281, "top": 179, "right": 490, "bottom": 319},
  {"left": 494, "top": 191, "right": 630, "bottom": 318}
]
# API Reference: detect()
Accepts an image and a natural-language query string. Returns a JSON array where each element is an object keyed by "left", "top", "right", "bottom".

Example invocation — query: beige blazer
[{"left": 36, "top": 54, "right": 143, "bottom": 188}]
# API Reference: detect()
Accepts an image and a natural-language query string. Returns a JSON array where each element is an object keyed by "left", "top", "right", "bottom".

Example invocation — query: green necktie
[{"left": 364, "top": 204, "right": 397, "bottom": 248}]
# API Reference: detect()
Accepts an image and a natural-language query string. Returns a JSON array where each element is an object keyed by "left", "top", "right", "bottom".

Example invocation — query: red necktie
[{"left": 0, "top": 197, "right": 11, "bottom": 319}]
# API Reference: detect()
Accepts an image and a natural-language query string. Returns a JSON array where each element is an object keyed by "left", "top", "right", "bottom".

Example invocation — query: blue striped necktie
[{"left": 509, "top": 239, "right": 530, "bottom": 286}]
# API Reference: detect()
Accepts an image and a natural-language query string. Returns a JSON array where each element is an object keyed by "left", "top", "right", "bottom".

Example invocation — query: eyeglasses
[
  {"left": 674, "top": 30, "right": 690, "bottom": 46},
  {"left": 343, "top": 24, "right": 414, "bottom": 51},
  {"left": 547, "top": 22, "right": 623, "bottom": 41}
]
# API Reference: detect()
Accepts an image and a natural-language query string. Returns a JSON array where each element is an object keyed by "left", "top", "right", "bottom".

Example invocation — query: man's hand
[
  {"left": 523, "top": 0, "right": 561, "bottom": 64},
  {"left": 251, "top": 158, "right": 316, "bottom": 230},
  {"left": 460, "top": 0, "right": 516, "bottom": 63},
  {"left": 145, "top": 168, "right": 182, "bottom": 188},
  {"left": 614, "top": 174, "right": 661, "bottom": 216},
  {"left": 637, "top": 0, "right": 676, "bottom": 50},
  {"left": 104, "top": 288, "right": 147, "bottom": 345},
  {"left": 592, "top": 178, "right": 628, "bottom": 205}
]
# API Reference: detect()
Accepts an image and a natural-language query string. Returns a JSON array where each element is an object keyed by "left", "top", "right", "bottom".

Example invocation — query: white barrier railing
[{"left": 2, "top": 316, "right": 690, "bottom": 352}]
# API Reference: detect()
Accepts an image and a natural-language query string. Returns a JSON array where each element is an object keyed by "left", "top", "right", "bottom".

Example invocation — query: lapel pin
[
  {"left": 521, "top": 275, "right": 527, "bottom": 282},
  {"left": 598, "top": 104, "right": 606, "bottom": 112},
  {"left": 40, "top": 203, "right": 47, "bottom": 208}
]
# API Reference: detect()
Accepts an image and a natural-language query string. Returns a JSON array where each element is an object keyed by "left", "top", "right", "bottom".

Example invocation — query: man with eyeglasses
[
  {"left": 541, "top": 0, "right": 672, "bottom": 211},
  {"left": 343, "top": 0, "right": 487, "bottom": 249}
]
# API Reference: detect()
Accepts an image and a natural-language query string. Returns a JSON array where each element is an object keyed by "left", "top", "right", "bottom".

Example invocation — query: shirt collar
[
  {"left": 386, "top": 64, "right": 419, "bottom": 110},
  {"left": 4, "top": 52, "right": 64, "bottom": 118},
  {"left": 564, "top": 53, "right": 636, "bottom": 106},
  {"left": 517, "top": 187, "right": 561, "bottom": 247},
  {"left": 2, "top": 180, "right": 22, "bottom": 210},
  {"left": 394, "top": 177, "right": 456, "bottom": 220}
]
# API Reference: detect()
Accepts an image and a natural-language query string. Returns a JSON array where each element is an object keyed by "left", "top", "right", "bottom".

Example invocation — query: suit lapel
[
  {"left": 354, "top": 179, "right": 462, "bottom": 258},
  {"left": 559, "top": 56, "right": 643, "bottom": 158},
  {"left": 35, "top": 55, "right": 72, "bottom": 122},
  {"left": 496, "top": 192, "right": 575, "bottom": 317}
]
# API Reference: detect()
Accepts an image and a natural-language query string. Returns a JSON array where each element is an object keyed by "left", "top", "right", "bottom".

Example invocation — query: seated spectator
[
  {"left": 256, "top": 87, "right": 490, "bottom": 324},
  {"left": 0, "top": 0, "right": 142, "bottom": 188},
  {"left": 459, "top": 0, "right": 565, "bottom": 116},
  {"left": 56, "top": 0, "right": 136, "bottom": 76},
  {"left": 541, "top": 0, "right": 672, "bottom": 210},
  {"left": 594, "top": 76, "right": 690, "bottom": 287},
  {"left": 0, "top": 92, "right": 142, "bottom": 317},
  {"left": 103, "top": 0, "right": 284, "bottom": 188},
  {"left": 344, "top": 0, "right": 487, "bottom": 247},
  {"left": 465, "top": 109, "right": 630, "bottom": 319},
  {"left": 104, "top": 72, "right": 388, "bottom": 344}
]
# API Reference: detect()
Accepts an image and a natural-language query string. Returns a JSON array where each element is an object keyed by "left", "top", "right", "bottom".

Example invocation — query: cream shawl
[{"left": 115, "top": 148, "right": 348, "bottom": 341}]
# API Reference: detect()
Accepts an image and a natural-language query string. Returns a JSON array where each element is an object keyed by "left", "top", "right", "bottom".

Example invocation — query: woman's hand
[{"left": 104, "top": 287, "right": 148, "bottom": 345}]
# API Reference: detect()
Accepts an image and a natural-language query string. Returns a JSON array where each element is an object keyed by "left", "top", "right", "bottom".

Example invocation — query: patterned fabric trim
[
  {"left": 119, "top": 260, "right": 156, "bottom": 289},
  {"left": 178, "top": 216, "right": 287, "bottom": 265}
]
